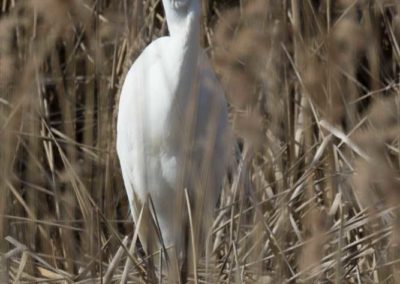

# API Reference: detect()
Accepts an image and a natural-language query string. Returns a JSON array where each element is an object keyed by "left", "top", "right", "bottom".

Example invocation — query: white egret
[{"left": 116, "top": 0, "right": 231, "bottom": 269}]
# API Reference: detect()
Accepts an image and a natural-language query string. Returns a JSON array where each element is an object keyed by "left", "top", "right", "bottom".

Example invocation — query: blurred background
[{"left": 1, "top": 0, "right": 400, "bottom": 282}]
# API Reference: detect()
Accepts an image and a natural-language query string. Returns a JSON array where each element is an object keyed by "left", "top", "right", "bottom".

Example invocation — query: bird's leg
[
  {"left": 139, "top": 201, "right": 159, "bottom": 282},
  {"left": 179, "top": 219, "right": 190, "bottom": 282},
  {"left": 164, "top": 248, "right": 180, "bottom": 283}
]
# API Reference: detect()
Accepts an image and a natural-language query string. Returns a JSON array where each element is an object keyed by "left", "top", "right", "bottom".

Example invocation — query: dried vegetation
[{"left": 1, "top": 0, "right": 400, "bottom": 282}]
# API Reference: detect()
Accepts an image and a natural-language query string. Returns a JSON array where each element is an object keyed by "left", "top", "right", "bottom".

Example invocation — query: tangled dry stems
[{"left": 1, "top": 0, "right": 400, "bottom": 282}]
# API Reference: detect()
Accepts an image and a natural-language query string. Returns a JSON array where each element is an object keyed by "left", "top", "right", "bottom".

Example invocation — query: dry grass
[{"left": 1, "top": 0, "right": 400, "bottom": 282}]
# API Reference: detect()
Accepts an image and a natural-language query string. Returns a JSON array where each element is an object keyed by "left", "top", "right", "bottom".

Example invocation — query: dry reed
[{"left": 1, "top": 0, "right": 400, "bottom": 282}]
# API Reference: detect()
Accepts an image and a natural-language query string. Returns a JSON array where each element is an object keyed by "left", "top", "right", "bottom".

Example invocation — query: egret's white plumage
[{"left": 116, "top": 0, "right": 231, "bottom": 263}]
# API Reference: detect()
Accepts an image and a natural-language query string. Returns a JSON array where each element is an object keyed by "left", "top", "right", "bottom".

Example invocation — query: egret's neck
[
  {"left": 163, "top": 1, "right": 200, "bottom": 39},
  {"left": 163, "top": 0, "right": 201, "bottom": 118}
]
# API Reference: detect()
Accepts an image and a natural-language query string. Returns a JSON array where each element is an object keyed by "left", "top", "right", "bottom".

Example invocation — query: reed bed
[{"left": 1, "top": 0, "right": 400, "bottom": 282}]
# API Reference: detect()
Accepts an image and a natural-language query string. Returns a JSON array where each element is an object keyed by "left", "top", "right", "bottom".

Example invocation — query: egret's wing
[
  {"left": 117, "top": 62, "right": 145, "bottom": 220},
  {"left": 116, "top": 49, "right": 160, "bottom": 256},
  {"left": 179, "top": 51, "right": 233, "bottom": 225},
  {"left": 117, "top": 39, "right": 179, "bottom": 255},
  {"left": 117, "top": 39, "right": 167, "bottom": 214},
  {"left": 197, "top": 50, "right": 233, "bottom": 175}
]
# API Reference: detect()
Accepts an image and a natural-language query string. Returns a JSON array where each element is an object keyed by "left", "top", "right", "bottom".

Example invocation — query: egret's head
[
  {"left": 171, "top": 0, "right": 190, "bottom": 10},
  {"left": 163, "top": 0, "right": 199, "bottom": 13}
]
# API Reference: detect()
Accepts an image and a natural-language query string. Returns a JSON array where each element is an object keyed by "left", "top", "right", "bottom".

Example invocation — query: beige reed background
[{"left": 1, "top": 0, "right": 400, "bottom": 282}]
